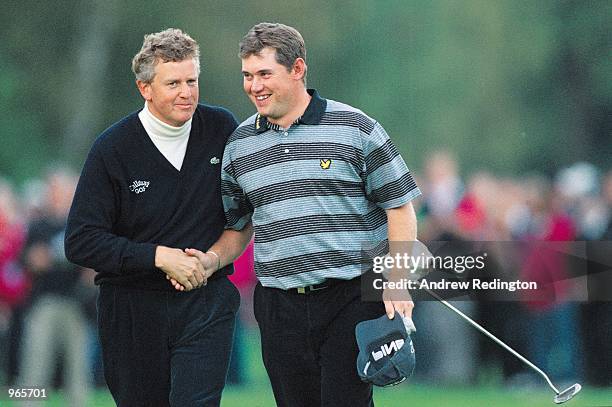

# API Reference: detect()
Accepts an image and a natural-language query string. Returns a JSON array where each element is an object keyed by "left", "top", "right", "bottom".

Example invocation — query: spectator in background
[
  {"left": 512, "top": 175, "right": 581, "bottom": 386},
  {"left": 573, "top": 167, "right": 612, "bottom": 386},
  {"left": 420, "top": 150, "right": 464, "bottom": 241},
  {"left": 0, "top": 178, "right": 28, "bottom": 385},
  {"left": 413, "top": 152, "right": 477, "bottom": 385},
  {"left": 18, "top": 167, "right": 92, "bottom": 407}
]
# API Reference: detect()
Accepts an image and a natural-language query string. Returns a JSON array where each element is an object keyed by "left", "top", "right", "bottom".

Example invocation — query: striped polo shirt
[{"left": 222, "top": 89, "right": 421, "bottom": 289}]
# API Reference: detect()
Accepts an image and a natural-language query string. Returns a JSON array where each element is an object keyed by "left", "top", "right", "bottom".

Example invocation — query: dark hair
[{"left": 239, "top": 23, "right": 306, "bottom": 73}]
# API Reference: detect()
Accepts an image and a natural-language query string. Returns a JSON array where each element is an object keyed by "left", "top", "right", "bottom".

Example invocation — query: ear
[
  {"left": 136, "top": 80, "right": 152, "bottom": 101},
  {"left": 291, "top": 58, "right": 307, "bottom": 81}
]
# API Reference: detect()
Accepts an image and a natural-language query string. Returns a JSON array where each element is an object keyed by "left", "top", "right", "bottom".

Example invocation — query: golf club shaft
[{"left": 424, "top": 288, "right": 560, "bottom": 394}]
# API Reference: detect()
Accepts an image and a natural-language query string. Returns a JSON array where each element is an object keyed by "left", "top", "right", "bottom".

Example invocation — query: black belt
[{"left": 292, "top": 278, "right": 348, "bottom": 294}]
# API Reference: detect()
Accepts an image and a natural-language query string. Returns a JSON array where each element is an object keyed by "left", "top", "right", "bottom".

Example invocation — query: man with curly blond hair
[{"left": 65, "top": 28, "right": 251, "bottom": 406}]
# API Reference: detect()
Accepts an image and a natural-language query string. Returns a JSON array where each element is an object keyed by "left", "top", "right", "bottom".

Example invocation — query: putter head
[{"left": 553, "top": 383, "right": 581, "bottom": 404}]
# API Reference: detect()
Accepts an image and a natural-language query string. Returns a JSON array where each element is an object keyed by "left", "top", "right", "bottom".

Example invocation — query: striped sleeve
[
  {"left": 221, "top": 140, "right": 253, "bottom": 230},
  {"left": 362, "top": 122, "right": 421, "bottom": 209}
]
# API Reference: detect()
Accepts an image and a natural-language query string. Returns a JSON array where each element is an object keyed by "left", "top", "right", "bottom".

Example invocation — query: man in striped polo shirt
[{"left": 226, "top": 23, "right": 420, "bottom": 406}]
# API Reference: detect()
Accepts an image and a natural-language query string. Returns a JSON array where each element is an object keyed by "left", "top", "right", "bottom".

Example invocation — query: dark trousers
[
  {"left": 97, "top": 277, "right": 239, "bottom": 407},
  {"left": 254, "top": 278, "right": 385, "bottom": 407}
]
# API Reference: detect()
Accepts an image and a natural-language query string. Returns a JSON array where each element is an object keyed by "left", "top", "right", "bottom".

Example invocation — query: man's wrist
[
  {"left": 206, "top": 250, "right": 221, "bottom": 271},
  {"left": 154, "top": 246, "right": 167, "bottom": 269}
]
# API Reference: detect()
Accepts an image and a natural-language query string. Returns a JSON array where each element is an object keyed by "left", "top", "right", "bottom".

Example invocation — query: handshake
[{"left": 155, "top": 246, "right": 220, "bottom": 291}]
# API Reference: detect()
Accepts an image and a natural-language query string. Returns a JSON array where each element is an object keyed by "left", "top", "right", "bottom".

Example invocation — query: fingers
[
  {"left": 164, "top": 265, "right": 203, "bottom": 292},
  {"left": 399, "top": 300, "right": 415, "bottom": 319},
  {"left": 180, "top": 254, "right": 205, "bottom": 289},
  {"left": 185, "top": 248, "right": 216, "bottom": 276},
  {"left": 184, "top": 247, "right": 201, "bottom": 256},
  {"left": 185, "top": 248, "right": 206, "bottom": 262},
  {"left": 166, "top": 275, "right": 185, "bottom": 291},
  {"left": 157, "top": 248, "right": 211, "bottom": 291},
  {"left": 383, "top": 300, "right": 415, "bottom": 319},
  {"left": 182, "top": 279, "right": 194, "bottom": 291},
  {"left": 384, "top": 300, "right": 395, "bottom": 319},
  {"left": 157, "top": 248, "right": 197, "bottom": 289},
  {"left": 193, "top": 261, "right": 205, "bottom": 287},
  {"left": 176, "top": 262, "right": 197, "bottom": 291}
]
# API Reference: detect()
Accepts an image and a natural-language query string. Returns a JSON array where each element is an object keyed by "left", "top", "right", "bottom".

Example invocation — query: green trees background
[{"left": 1, "top": 0, "right": 610, "bottom": 183}]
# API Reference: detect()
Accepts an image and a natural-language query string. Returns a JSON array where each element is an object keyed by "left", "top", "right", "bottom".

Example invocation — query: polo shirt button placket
[{"left": 282, "top": 130, "right": 289, "bottom": 153}]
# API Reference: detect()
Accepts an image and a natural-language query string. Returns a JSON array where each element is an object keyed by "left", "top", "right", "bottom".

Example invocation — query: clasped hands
[{"left": 155, "top": 246, "right": 217, "bottom": 291}]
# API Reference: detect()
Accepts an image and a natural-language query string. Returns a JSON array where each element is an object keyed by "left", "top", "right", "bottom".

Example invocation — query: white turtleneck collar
[{"left": 138, "top": 102, "right": 192, "bottom": 170}]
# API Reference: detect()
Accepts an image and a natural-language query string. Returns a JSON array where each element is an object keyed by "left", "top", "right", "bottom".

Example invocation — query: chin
[
  {"left": 167, "top": 117, "right": 187, "bottom": 127},
  {"left": 178, "top": 112, "right": 193, "bottom": 121}
]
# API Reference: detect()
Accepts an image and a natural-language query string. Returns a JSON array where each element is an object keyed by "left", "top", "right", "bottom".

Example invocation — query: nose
[
  {"left": 251, "top": 76, "right": 264, "bottom": 93},
  {"left": 178, "top": 82, "right": 192, "bottom": 98}
]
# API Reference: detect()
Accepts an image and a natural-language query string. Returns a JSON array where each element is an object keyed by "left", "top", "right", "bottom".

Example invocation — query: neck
[
  {"left": 269, "top": 87, "right": 311, "bottom": 129},
  {"left": 141, "top": 102, "right": 191, "bottom": 139}
]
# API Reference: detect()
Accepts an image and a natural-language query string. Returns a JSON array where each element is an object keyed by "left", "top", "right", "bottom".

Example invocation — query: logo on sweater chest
[{"left": 129, "top": 180, "right": 150, "bottom": 194}]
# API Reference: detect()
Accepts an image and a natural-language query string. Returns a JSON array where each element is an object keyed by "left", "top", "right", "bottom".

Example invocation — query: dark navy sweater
[{"left": 65, "top": 104, "right": 238, "bottom": 290}]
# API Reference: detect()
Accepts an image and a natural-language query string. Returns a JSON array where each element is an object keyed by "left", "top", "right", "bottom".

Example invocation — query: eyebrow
[
  {"left": 242, "top": 69, "right": 272, "bottom": 75},
  {"left": 163, "top": 77, "right": 198, "bottom": 83}
]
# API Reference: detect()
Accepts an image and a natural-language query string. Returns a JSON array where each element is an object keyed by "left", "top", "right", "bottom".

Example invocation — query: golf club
[{"left": 423, "top": 287, "right": 581, "bottom": 404}]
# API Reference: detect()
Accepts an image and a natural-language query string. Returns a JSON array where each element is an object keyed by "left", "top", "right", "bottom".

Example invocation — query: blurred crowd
[
  {"left": 0, "top": 152, "right": 610, "bottom": 401},
  {"left": 413, "top": 152, "right": 612, "bottom": 389},
  {"left": 0, "top": 166, "right": 96, "bottom": 405}
]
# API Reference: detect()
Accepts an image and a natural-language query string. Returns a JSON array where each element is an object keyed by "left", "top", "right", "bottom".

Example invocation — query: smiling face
[
  {"left": 137, "top": 58, "right": 199, "bottom": 127},
  {"left": 241, "top": 47, "right": 307, "bottom": 127}
]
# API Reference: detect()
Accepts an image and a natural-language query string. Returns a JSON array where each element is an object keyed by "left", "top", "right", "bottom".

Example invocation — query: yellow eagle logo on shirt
[{"left": 320, "top": 159, "right": 332, "bottom": 170}]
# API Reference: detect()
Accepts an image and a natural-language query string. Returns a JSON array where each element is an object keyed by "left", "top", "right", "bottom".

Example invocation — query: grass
[
  {"left": 3, "top": 328, "right": 610, "bottom": 406},
  {"left": 3, "top": 384, "right": 612, "bottom": 406}
]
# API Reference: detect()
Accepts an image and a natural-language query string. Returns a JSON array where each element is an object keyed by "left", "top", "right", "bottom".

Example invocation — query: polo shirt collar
[{"left": 254, "top": 88, "right": 327, "bottom": 133}]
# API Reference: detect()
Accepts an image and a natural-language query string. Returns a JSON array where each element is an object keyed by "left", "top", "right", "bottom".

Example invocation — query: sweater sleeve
[{"left": 64, "top": 141, "right": 157, "bottom": 274}]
